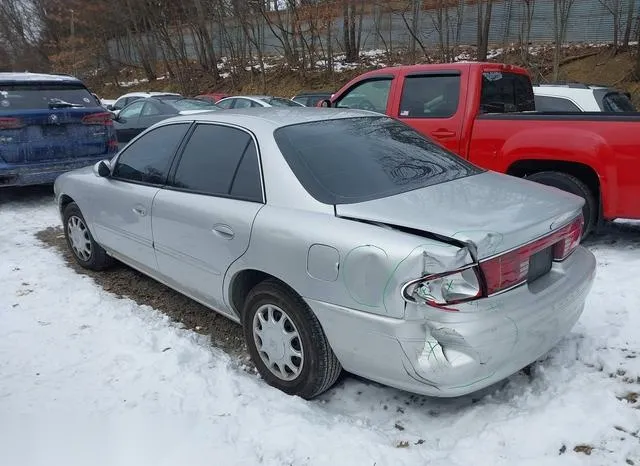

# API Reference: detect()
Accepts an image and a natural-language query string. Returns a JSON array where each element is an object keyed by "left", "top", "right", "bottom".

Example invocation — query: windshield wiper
[{"left": 48, "top": 100, "right": 83, "bottom": 109}]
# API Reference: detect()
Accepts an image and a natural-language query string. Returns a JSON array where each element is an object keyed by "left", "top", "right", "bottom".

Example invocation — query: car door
[
  {"left": 152, "top": 123, "right": 264, "bottom": 314},
  {"left": 91, "top": 122, "right": 191, "bottom": 274},
  {"left": 114, "top": 100, "right": 145, "bottom": 143},
  {"left": 394, "top": 72, "right": 466, "bottom": 154}
]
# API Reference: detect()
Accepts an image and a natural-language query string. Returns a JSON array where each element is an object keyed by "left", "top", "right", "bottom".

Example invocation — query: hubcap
[
  {"left": 67, "top": 215, "right": 92, "bottom": 261},
  {"left": 253, "top": 304, "right": 304, "bottom": 381}
]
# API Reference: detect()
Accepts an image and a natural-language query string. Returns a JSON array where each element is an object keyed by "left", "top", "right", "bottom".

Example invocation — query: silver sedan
[{"left": 54, "top": 108, "right": 596, "bottom": 399}]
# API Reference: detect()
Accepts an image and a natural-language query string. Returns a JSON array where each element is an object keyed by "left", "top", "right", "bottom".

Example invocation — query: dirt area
[{"left": 35, "top": 226, "right": 250, "bottom": 364}]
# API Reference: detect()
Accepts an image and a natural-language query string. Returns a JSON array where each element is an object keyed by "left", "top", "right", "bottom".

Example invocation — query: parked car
[
  {"left": 100, "top": 98, "right": 116, "bottom": 109},
  {"left": 113, "top": 96, "right": 220, "bottom": 143},
  {"left": 533, "top": 83, "right": 636, "bottom": 112},
  {"left": 323, "top": 62, "right": 640, "bottom": 237},
  {"left": 107, "top": 91, "right": 182, "bottom": 115},
  {"left": 216, "top": 95, "right": 305, "bottom": 109},
  {"left": 54, "top": 108, "right": 595, "bottom": 400},
  {"left": 291, "top": 91, "right": 333, "bottom": 107},
  {"left": 194, "top": 92, "right": 230, "bottom": 103},
  {"left": 0, "top": 72, "right": 117, "bottom": 187}
]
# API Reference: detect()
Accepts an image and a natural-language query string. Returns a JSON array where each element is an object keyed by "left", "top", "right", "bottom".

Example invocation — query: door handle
[
  {"left": 132, "top": 206, "right": 147, "bottom": 216},
  {"left": 212, "top": 224, "right": 234, "bottom": 240},
  {"left": 431, "top": 129, "right": 456, "bottom": 138}
]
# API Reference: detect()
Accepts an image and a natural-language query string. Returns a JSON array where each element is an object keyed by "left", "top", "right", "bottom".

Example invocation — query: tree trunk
[
  {"left": 623, "top": 0, "right": 635, "bottom": 50},
  {"left": 477, "top": 0, "right": 493, "bottom": 61}
]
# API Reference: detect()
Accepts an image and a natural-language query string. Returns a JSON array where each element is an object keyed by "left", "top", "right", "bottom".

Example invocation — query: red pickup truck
[{"left": 323, "top": 62, "right": 640, "bottom": 236}]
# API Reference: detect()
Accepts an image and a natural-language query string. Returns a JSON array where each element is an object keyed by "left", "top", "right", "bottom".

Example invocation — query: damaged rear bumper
[
  {"left": 0, "top": 157, "right": 108, "bottom": 187},
  {"left": 306, "top": 246, "right": 596, "bottom": 397}
]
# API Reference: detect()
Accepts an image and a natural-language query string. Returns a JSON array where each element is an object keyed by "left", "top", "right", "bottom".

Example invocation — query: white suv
[
  {"left": 533, "top": 83, "right": 635, "bottom": 112},
  {"left": 108, "top": 91, "right": 181, "bottom": 115}
]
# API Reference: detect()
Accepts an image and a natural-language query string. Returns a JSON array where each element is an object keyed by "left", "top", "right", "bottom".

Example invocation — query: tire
[
  {"left": 242, "top": 279, "right": 342, "bottom": 399},
  {"left": 526, "top": 171, "right": 597, "bottom": 238},
  {"left": 62, "top": 202, "right": 113, "bottom": 270}
]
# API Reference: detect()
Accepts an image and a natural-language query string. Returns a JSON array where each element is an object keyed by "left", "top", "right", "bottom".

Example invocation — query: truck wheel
[
  {"left": 242, "top": 279, "right": 342, "bottom": 399},
  {"left": 63, "top": 202, "right": 113, "bottom": 270},
  {"left": 526, "top": 171, "right": 596, "bottom": 238}
]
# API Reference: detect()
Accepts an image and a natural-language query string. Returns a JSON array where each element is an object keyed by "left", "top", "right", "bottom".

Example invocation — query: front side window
[
  {"left": 480, "top": 72, "right": 534, "bottom": 113},
  {"left": 141, "top": 102, "right": 162, "bottom": 116},
  {"left": 119, "top": 100, "right": 145, "bottom": 119},
  {"left": 217, "top": 99, "right": 234, "bottom": 109},
  {"left": 171, "top": 124, "right": 262, "bottom": 202},
  {"left": 274, "top": 116, "right": 481, "bottom": 205},
  {"left": 112, "top": 123, "right": 190, "bottom": 185},
  {"left": 335, "top": 79, "right": 392, "bottom": 113},
  {"left": 399, "top": 75, "right": 460, "bottom": 118},
  {"left": 233, "top": 99, "right": 252, "bottom": 109}
]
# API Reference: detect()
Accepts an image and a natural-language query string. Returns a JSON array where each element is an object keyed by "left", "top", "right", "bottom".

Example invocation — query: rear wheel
[
  {"left": 63, "top": 202, "right": 113, "bottom": 270},
  {"left": 242, "top": 279, "right": 341, "bottom": 399},
  {"left": 526, "top": 171, "right": 596, "bottom": 239}
]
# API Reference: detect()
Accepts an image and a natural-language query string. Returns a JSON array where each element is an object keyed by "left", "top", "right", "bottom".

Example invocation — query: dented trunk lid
[{"left": 335, "top": 171, "right": 584, "bottom": 259}]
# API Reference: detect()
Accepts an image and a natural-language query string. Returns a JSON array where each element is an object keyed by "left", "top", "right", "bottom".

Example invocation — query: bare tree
[
  {"left": 553, "top": 0, "right": 577, "bottom": 81},
  {"left": 622, "top": 0, "right": 636, "bottom": 50},
  {"left": 598, "top": 0, "right": 623, "bottom": 51},
  {"left": 476, "top": 0, "right": 494, "bottom": 61},
  {"left": 342, "top": 0, "right": 364, "bottom": 62},
  {"left": 519, "top": 0, "right": 536, "bottom": 64},
  {"left": 401, "top": 0, "right": 428, "bottom": 61},
  {"left": 430, "top": 0, "right": 465, "bottom": 63}
]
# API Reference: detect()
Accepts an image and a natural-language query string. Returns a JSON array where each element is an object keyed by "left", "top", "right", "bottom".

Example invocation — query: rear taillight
[
  {"left": 0, "top": 117, "right": 24, "bottom": 129},
  {"left": 402, "top": 266, "right": 483, "bottom": 309},
  {"left": 480, "top": 213, "right": 584, "bottom": 295},
  {"left": 404, "top": 213, "right": 584, "bottom": 307},
  {"left": 82, "top": 112, "right": 113, "bottom": 126},
  {"left": 553, "top": 215, "right": 583, "bottom": 260}
]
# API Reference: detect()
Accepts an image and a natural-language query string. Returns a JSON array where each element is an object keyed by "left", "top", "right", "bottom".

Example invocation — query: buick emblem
[{"left": 49, "top": 114, "right": 59, "bottom": 124}]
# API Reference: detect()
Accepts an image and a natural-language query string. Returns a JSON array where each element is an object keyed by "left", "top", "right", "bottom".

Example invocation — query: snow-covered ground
[{"left": 1, "top": 189, "right": 639, "bottom": 466}]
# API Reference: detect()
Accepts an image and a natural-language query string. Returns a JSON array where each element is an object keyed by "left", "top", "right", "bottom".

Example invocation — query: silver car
[{"left": 54, "top": 108, "right": 596, "bottom": 399}]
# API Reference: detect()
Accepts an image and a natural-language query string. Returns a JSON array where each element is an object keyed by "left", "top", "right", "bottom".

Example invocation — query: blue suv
[{"left": 0, "top": 72, "right": 118, "bottom": 187}]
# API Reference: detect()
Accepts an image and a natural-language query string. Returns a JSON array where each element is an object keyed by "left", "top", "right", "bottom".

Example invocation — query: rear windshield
[
  {"left": 274, "top": 117, "right": 482, "bottom": 205},
  {"left": 602, "top": 92, "right": 636, "bottom": 112},
  {"left": 480, "top": 72, "right": 535, "bottom": 113},
  {"left": 0, "top": 82, "right": 100, "bottom": 110},
  {"left": 168, "top": 98, "right": 219, "bottom": 111}
]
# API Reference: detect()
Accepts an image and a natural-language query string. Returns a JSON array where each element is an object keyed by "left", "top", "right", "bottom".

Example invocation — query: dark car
[
  {"left": 0, "top": 72, "right": 117, "bottom": 187},
  {"left": 114, "top": 97, "right": 220, "bottom": 144},
  {"left": 291, "top": 91, "right": 334, "bottom": 107}
]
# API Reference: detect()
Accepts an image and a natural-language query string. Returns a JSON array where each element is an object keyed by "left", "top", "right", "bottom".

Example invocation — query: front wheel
[
  {"left": 526, "top": 171, "right": 597, "bottom": 239},
  {"left": 242, "top": 279, "right": 342, "bottom": 399},
  {"left": 63, "top": 202, "right": 113, "bottom": 270}
]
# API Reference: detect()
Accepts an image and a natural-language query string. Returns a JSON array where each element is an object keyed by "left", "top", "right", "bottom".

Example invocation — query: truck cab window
[
  {"left": 335, "top": 79, "right": 391, "bottom": 113},
  {"left": 399, "top": 75, "right": 460, "bottom": 118},
  {"left": 480, "top": 72, "right": 535, "bottom": 113}
]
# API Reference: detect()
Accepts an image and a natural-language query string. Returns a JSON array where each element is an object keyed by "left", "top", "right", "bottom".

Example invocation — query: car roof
[
  {"left": 0, "top": 72, "right": 81, "bottom": 84},
  {"left": 165, "top": 107, "right": 377, "bottom": 128},
  {"left": 120, "top": 91, "right": 180, "bottom": 98}
]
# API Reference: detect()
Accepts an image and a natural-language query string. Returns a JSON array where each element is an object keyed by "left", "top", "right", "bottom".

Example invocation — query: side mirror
[
  {"left": 318, "top": 99, "right": 332, "bottom": 108},
  {"left": 106, "top": 104, "right": 114, "bottom": 111},
  {"left": 93, "top": 160, "right": 111, "bottom": 178}
]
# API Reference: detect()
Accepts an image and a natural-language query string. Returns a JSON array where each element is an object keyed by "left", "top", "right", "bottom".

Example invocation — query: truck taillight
[
  {"left": 82, "top": 112, "right": 113, "bottom": 126},
  {"left": 0, "top": 117, "right": 24, "bottom": 129}
]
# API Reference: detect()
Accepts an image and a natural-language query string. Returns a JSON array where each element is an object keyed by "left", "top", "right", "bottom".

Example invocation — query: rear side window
[
  {"left": 0, "top": 82, "right": 99, "bottom": 110},
  {"left": 602, "top": 92, "right": 635, "bottom": 112},
  {"left": 399, "top": 75, "right": 460, "bottom": 118},
  {"left": 274, "top": 116, "right": 481, "bottom": 205},
  {"left": 480, "top": 72, "right": 534, "bottom": 113},
  {"left": 171, "top": 124, "right": 262, "bottom": 202},
  {"left": 112, "top": 123, "right": 189, "bottom": 185},
  {"left": 534, "top": 95, "right": 581, "bottom": 112}
]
